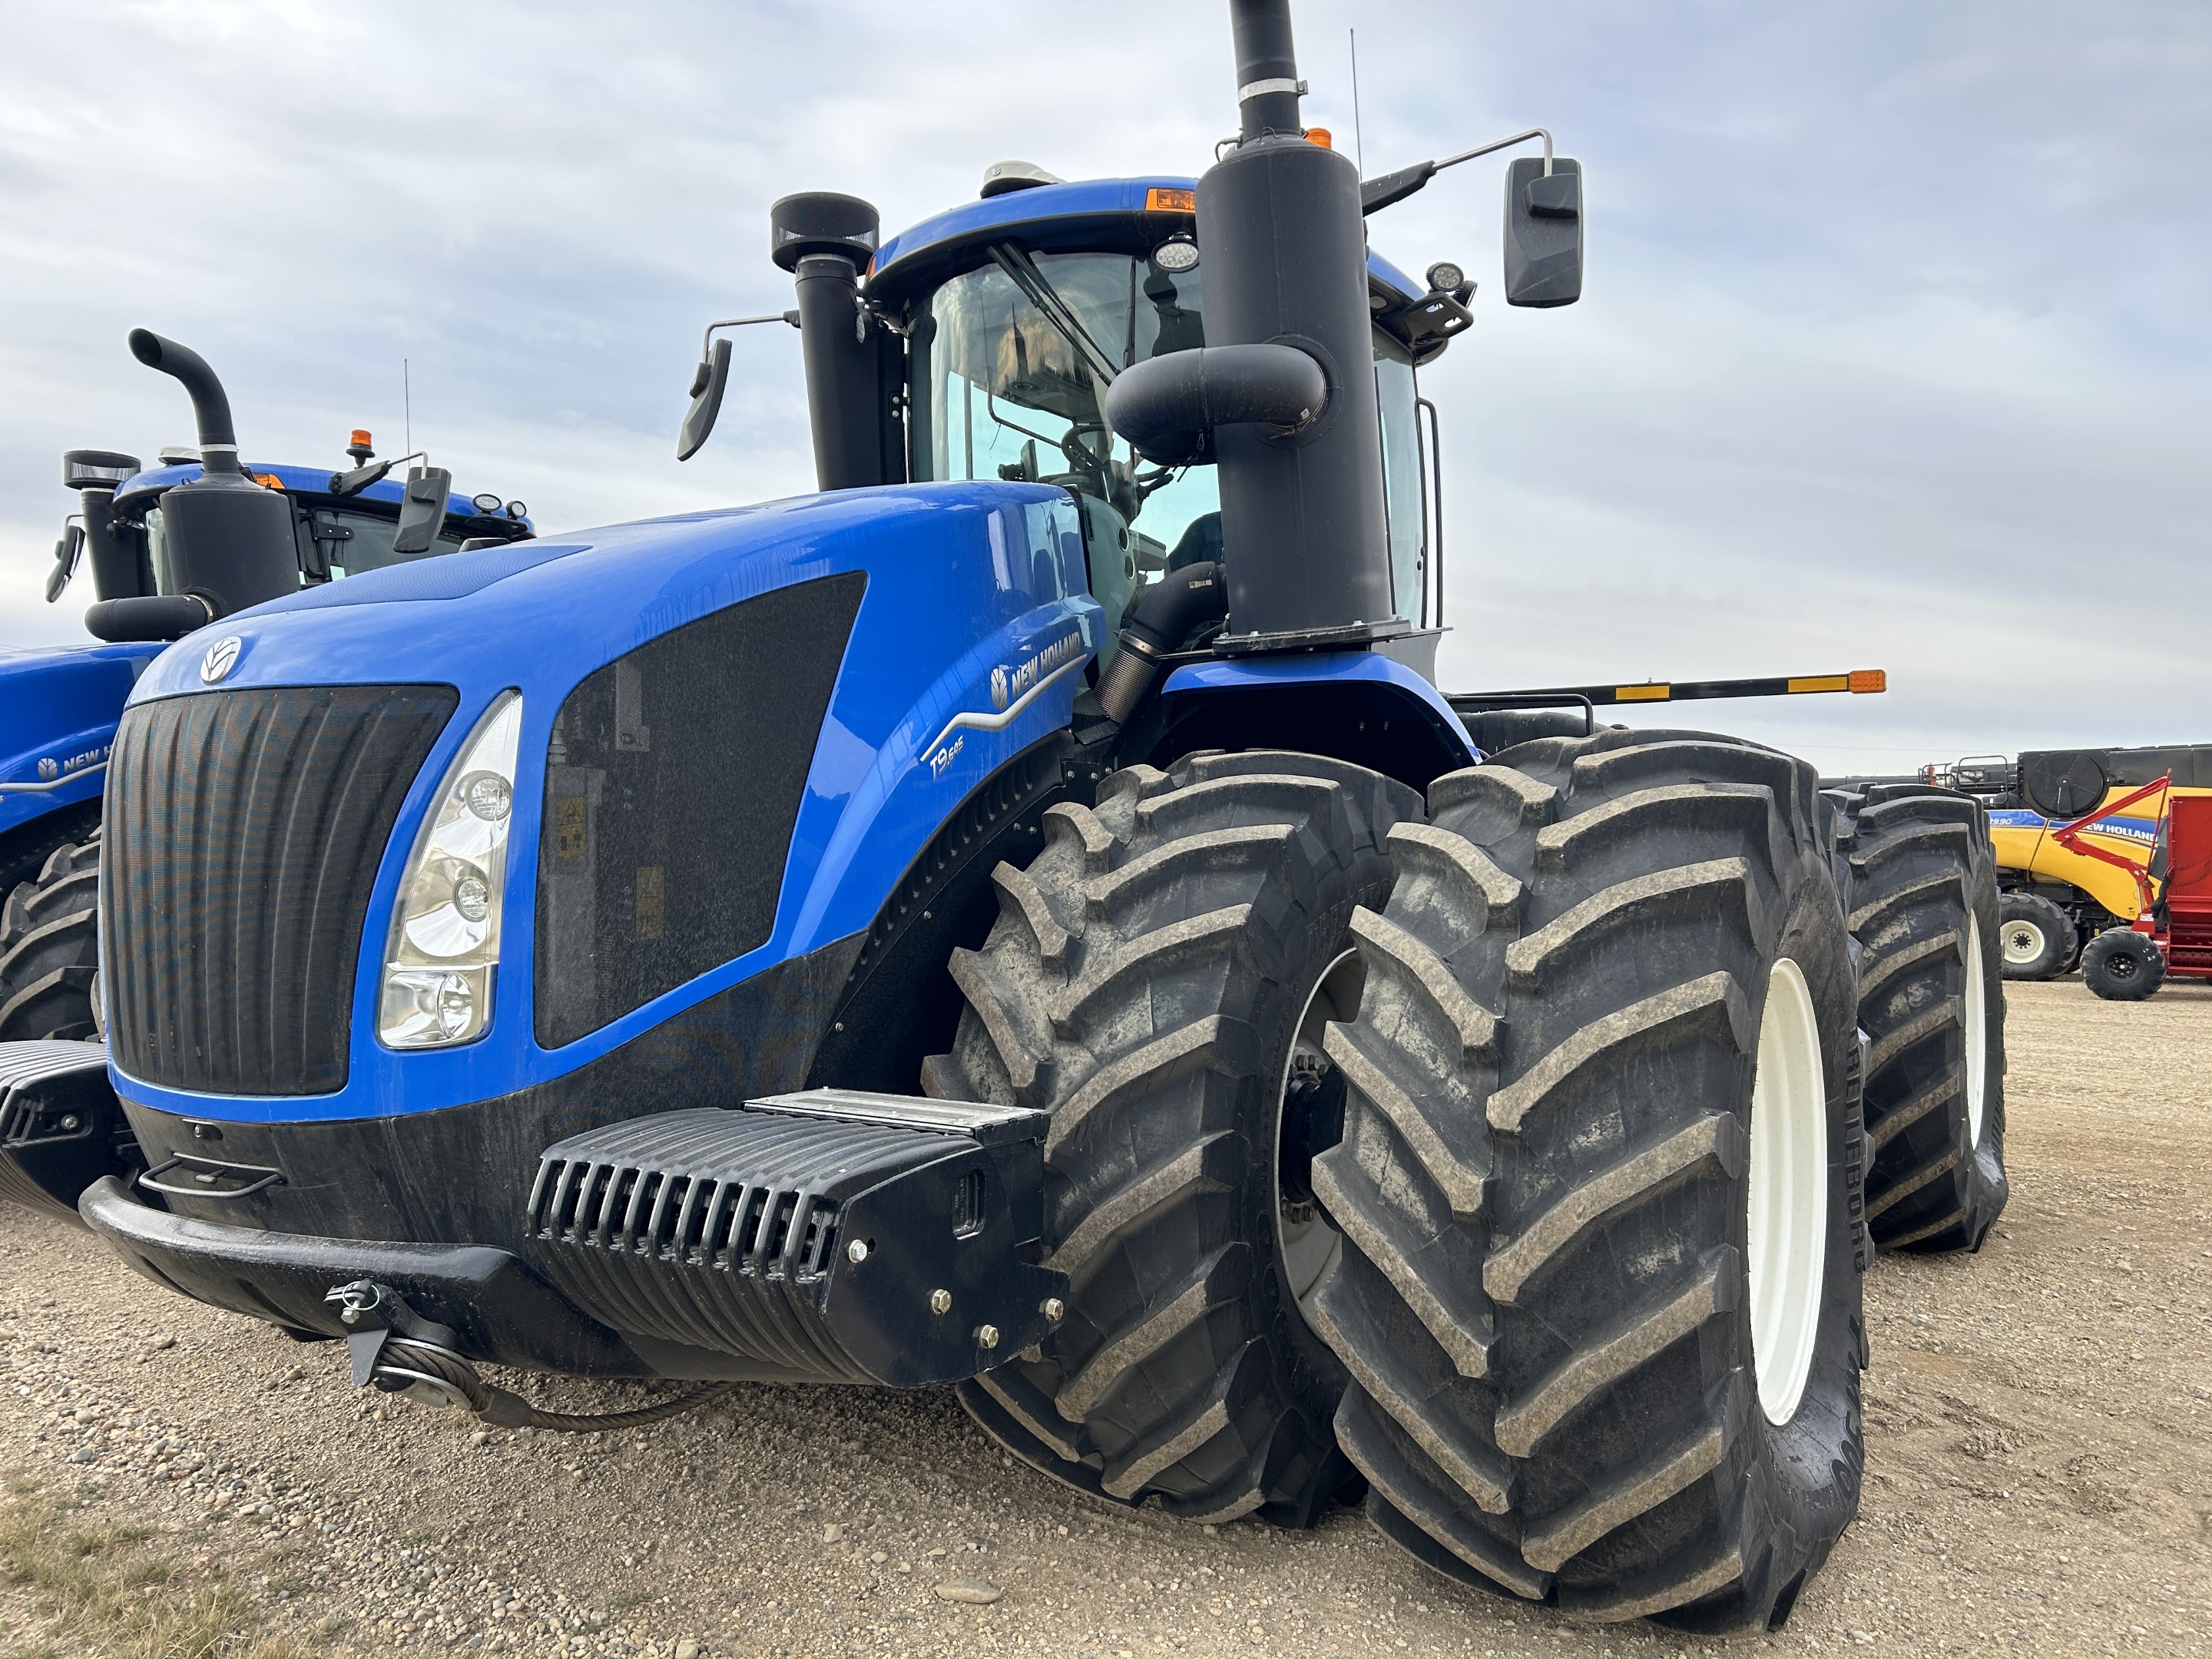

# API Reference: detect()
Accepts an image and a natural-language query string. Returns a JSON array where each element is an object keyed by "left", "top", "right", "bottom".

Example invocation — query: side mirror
[
  {"left": 1504, "top": 157, "right": 1583, "bottom": 308},
  {"left": 392, "top": 465, "right": 453, "bottom": 555},
  {"left": 46, "top": 522, "right": 85, "bottom": 602},
  {"left": 677, "top": 338, "right": 733, "bottom": 462}
]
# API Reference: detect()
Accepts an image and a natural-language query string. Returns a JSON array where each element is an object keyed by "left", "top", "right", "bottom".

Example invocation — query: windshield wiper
[{"left": 988, "top": 244, "right": 1122, "bottom": 387}]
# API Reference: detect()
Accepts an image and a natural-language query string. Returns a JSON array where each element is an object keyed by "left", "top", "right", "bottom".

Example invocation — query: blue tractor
[
  {"left": 0, "top": 334, "right": 528, "bottom": 1199},
  {"left": 41, "top": 0, "right": 2007, "bottom": 1631}
]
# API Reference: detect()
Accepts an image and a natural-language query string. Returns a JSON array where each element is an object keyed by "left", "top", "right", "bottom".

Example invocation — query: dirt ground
[{"left": 3, "top": 979, "right": 2207, "bottom": 1659}]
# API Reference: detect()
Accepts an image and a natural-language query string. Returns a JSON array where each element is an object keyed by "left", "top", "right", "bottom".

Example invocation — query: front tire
[
  {"left": 1828, "top": 786, "right": 2009, "bottom": 1253},
  {"left": 1309, "top": 728, "right": 1866, "bottom": 1630},
  {"left": 2081, "top": 929, "right": 2164, "bottom": 1001},
  {"left": 0, "top": 826, "right": 101, "bottom": 1041},
  {"left": 1996, "top": 892, "right": 2075, "bottom": 980},
  {"left": 925, "top": 750, "right": 1418, "bottom": 1525}
]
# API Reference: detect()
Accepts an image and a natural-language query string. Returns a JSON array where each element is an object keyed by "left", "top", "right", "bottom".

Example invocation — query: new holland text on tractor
[{"left": 31, "top": 2, "right": 2006, "bottom": 1631}]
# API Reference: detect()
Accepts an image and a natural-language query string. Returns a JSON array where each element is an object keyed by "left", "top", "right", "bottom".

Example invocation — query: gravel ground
[{"left": 3, "top": 979, "right": 2208, "bottom": 1658}]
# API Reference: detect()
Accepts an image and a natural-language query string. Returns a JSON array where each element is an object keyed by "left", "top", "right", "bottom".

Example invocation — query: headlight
[{"left": 379, "top": 691, "right": 522, "bottom": 1048}]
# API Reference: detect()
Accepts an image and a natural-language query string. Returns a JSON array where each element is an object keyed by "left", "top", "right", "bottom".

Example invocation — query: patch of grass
[{"left": 0, "top": 1488, "right": 306, "bottom": 1658}]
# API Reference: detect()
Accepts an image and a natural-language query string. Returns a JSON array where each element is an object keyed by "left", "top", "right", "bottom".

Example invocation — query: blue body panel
[
  {"left": 873, "top": 175, "right": 1425, "bottom": 306},
  {"left": 1159, "top": 651, "right": 1475, "bottom": 772},
  {"left": 0, "top": 644, "right": 162, "bottom": 840},
  {"left": 113, "top": 462, "right": 521, "bottom": 526},
  {"left": 114, "top": 482, "right": 1101, "bottom": 1124}
]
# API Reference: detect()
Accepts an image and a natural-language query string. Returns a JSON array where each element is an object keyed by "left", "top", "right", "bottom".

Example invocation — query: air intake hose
[
  {"left": 83, "top": 594, "right": 214, "bottom": 643},
  {"left": 1102, "top": 344, "right": 1326, "bottom": 466},
  {"left": 1094, "top": 561, "right": 1227, "bottom": 722}
]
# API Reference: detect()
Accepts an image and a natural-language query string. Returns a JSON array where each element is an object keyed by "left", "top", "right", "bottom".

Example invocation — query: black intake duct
[
  {"left": 1103, "top": 344, "right": 1324, "bottom": 465},
  {"left": 1095, "top": 561, "right": 1227, "bottom": 721}
]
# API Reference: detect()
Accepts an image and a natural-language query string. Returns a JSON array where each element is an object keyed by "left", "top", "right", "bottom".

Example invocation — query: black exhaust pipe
[
  {"left": 128, "top": 330, "right": 242, "bottom": 473},
  {"left": 1098, "top": 0, "right": 1395, "bottom": 697},
  {"left": 99, "top": 330, "right": 300, "bottom": 637}
]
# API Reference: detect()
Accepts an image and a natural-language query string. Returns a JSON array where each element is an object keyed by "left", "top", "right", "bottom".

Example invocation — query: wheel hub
[
  {"left": 1999, "top": 919, "right": 2045, "bottom": 965},
  {"left": 1747, "top": 957, "right": 1828, "bottom": 1427}
]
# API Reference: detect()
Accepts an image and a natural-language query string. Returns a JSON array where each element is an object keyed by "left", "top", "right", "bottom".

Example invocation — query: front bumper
[
  {"left": 83, "top": 1088, "right": 1068, "bottom": 1389},
  {"left": 80, "top": 1175, "right": 658, "bottom": 1376}
]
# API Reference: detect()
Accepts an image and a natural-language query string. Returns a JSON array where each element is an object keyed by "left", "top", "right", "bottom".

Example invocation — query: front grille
[{"left": 104, "top": 684, "right": 459, "bottom": 1094}]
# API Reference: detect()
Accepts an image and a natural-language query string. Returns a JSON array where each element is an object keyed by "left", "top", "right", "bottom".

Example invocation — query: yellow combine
[{"left": 1926, "top": 745, "right": 2212, "bottom": 979}]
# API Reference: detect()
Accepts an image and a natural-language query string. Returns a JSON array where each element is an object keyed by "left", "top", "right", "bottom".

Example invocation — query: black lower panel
[{"left": 113, "top": 932, "right": 864, "bottom": 1247}]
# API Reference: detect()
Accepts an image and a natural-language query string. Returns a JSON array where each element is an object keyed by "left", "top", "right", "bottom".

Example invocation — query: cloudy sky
[{"left": 4, "top": 0, "right": 2205, "bottom": 777}]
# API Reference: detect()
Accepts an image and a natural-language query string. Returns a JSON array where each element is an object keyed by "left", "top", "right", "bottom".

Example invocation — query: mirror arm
[
  {"left": 1362, "top": 126, "right": 1555, "bottom": 214},
  {"left": 329, "top": 449, "right": 424, "bottom": 498},
  {"left": 700, "top": 310, "right": 802, "bottom": 359}
]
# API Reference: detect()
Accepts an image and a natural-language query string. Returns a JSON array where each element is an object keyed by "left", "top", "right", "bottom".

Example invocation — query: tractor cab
[
  {"left": 870, "top": 175, "right": 1457, "bottom": 647},
  {"left": 686, "top": 174, "right": 1470, "bottom": 672}
]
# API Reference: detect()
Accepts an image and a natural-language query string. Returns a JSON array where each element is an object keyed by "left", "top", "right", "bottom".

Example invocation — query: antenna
[
  {"left": 1349, "top": 28, "right": 1365, "bottom": 174},
  {"left": 403, "top": 358, "right": 412, "bottom": 454}
]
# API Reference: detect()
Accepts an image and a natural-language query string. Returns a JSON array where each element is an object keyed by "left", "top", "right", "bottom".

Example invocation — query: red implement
[{"left": 2061, "top": 773, "right": 2212, "bottom": 992}]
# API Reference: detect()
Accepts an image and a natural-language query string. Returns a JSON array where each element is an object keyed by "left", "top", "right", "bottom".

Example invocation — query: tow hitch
[{"left": 326, "top": 1280, "right": 733, "bottom": 1432}]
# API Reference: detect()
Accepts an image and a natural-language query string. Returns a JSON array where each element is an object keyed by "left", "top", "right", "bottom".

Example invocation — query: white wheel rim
[
  {"left": 1273, "top": 951, "right": 1363, "bottom": 1325},
  {"left": 1999, "top": 919, "right": 2045, "bottom": 965},
  {"left": 1747, "top": 958, "right": 1828, "bottom": 1427},
  {"left": 1963, "top": 923, "right": 1988, "bottom": 1143}
]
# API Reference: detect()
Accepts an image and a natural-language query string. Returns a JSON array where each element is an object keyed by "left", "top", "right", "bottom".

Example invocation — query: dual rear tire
[
  {"left": 1307, "top": 729, "right": 1866, "bottom": 1630},
  {"left": 1826, "top": 786, "right": 2009, "bottom": 1253},
  {"left": 930, "top": 732, "right": 2020, "bottom": 1628}
]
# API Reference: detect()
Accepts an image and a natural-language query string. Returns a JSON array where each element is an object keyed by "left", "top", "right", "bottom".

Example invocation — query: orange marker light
[
  {"left": 251, "top": 472, "right": 284, "bottom": 490},
  {"left": 1848, "top": 669, "right": 1888, "bottom": 694},
  {"left": 350, "top": 429, "right": 372, "bottom": 449},
  {"left": 1305, "top": 127, "right": 1333, "bottom": 149},
  {"left": 1145, "top": 187, "right": 1197, "bottom": 214}
]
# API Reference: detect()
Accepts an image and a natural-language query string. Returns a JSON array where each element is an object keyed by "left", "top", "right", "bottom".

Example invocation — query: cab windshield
[
  {"left": 907, "top": 247, "right": 1429, "bottom": 636},
  {"left": 910, "top": 250, "right": 1217, "bottom": 634}
]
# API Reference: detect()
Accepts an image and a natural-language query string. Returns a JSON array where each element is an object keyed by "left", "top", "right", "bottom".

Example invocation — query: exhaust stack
[
  {"left": 1105, "top": 0, "right": 1395, "bottom": 652},
  {"left": 89, "top": 332, "right": 301, "bottom": 640}
]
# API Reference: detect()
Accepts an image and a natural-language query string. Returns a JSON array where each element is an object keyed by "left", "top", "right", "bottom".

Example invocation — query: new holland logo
[
  {"left": 37, "top": 758, "right": 58, "bottom": 780},
  {"left": 991, "top": 632, "right": 1084, "bottom": 712},
  {"left": 923, "top": 629, "right": 1091, "bottom": 779},
  {"left": 200, "top": 635, "right": 243, "bottom": 684}
]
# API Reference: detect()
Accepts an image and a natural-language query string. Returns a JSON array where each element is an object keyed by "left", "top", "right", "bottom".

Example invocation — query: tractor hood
[{"left": 110, "top": 481, "right": 1101, "bottom": 1122}]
